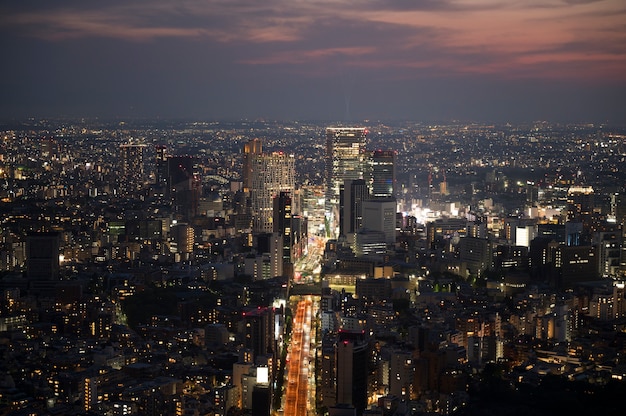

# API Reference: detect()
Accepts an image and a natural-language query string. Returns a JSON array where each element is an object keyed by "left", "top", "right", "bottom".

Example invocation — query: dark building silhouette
[
  {"left": 26, "top": 232, "right": 60, "bottom": 280},
  {"left": 251, "top": 385, "right": 271, "bottom": 416},
  {"left": 274, "top": 191, "right": 293, "bottom": 278},
  {"left": 336, "top": 331, "right": 369, "bottom": 416},
  {"left": 340, "top": 179, "right": 369, "bottom": 239},
  {"left": 168, "top": 156, "right": 200, "bottom": 220},
  {"left": 242, "top": 307, "right": 274, "bottom": 360}
]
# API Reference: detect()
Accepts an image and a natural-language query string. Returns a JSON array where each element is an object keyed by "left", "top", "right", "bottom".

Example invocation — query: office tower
[
  {"left": 529, "top": 237, "right": 560, "bottom": 279},
  {"left": 614, "top": 193, "right": 626, "bottom": 276},
  {"left": 243, "top": 138, "right": 263, "bottom": 191},
  {"left": 566, "top": 186, "right": 594, "bottom": 245},
  {"left": 168, "top": 156, "right": 200, "bottom": 220},
  {"left": 250, "top": 152, "right": 295, "bottom": 233},
  {"left": 361, "top": 198, "right": 397, "bottom": 244},
  {"left": 389, "top": 349, "right": 414, "bottom": 400},
  {"left": 26, "top": 232, "right": 60, "bottom": 280},
  {"left": 615, "top": 193, "right": 626, "bottom": 227},
  {"left": 336, "top": 334, "right": 369, "bottom": 415},
  {"left": 340, "top": 179, "right": 369, "bottom": 240},
  {"left": 369, "top": 150, "right": 396, "bottom": 198},
  {"left": 326, "top": 127, "right": 368, "bottom": 232},
  {"left": 274, "top": 191, "right": 294, "bottom": 278},
  {"left": 119, "top": 143, "right": 146, "bottom": 196},
  {"left": 594, "top": 228, "right": 621, "bottom": 278},
  {"left": 155, "top": 144, "right": 168, "bottom": 187},
  {"left": 242, "top": 307, "right": 274, "bottom": 360},
  {"left": 170, "top": 223, "right": 194, "bottom": 262},
  {"left": 557, "top": 245, "right": 597, "bottom": 287},
  {"left": 567, "top": 186, "right": 595, "bottom": 222},
  {"left": 459, "top": 237, "right": 491, "bottom": 277},
  {"left": 246, "top": 232, "right": 284, "bottom": 279}
]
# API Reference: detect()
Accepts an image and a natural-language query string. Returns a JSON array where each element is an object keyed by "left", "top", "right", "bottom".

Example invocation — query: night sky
[{"left": 1, "top": 0, "right": 625, "bottom": 123}]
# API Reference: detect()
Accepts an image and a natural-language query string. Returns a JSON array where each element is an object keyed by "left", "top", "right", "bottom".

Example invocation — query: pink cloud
[{"left": 2, "top": 0, "right": 624, "bottom": 80}]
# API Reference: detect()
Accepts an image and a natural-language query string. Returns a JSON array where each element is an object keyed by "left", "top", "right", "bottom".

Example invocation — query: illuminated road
[
  {"left": 281, "top": 234, "right": 324, "bottom": 415},
  {"left": 284, "top": 298, "right": 312, "bottom": 416}
]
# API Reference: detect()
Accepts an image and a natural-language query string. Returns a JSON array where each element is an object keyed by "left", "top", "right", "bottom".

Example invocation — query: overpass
[{"left": 289, "top": 282, "right": 323, "bottom": 296}]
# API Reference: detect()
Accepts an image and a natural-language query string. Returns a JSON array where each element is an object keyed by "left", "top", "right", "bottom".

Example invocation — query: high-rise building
[
  {"left": 369, "top": 150, "right": 396, "bottom": 198},
  {"left": 389, "top": 349, "right": 414, "bottom": 400},
  {"left": 336, "top": 334, "right": 369, "bottom": 415},
  {"left": 243, "top": 138, "right": 263, "bottom": 191},
  {"left": 155, "top": 144, "right": 168, "bottom": 188},
  {"left": 567, "top": 186, "right": 594, "bottom": 223},
  {"left": 595, "top": 228, "right": 621, "bottom": 278},
  {"left": 167, "top": 156, "right": 200, "bottom": 220},
  {"left": 566, "top": 186, "right": 594, "bottom": 245},
  {"left": 26, "top": 232, "right": 60, "bottom": 280},
  {"left": 170, "top": 223, "right": 194, "bottom": 262},
  {"left": 274, "top": 191, "right": 294, "bottom": 277},
  {"left": 119, "top": 143, "right": 146, "bottom": 196},
  {"left": 326, "top": 127, "right": 368, "bottom": 232},
  {"left": 340, "top": 179, "right": 369, "bottom": 240},
  {"left": 242, "top": 307, "right": 274, "bottom": 360},
  {"left": 361, "top": 198, "right": 397, "bottom": 244},
  {"left": 250, "top": 152, "right": 295, "bottom": 233}
]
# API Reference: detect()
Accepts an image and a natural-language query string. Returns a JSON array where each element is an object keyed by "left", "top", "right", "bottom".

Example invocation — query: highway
[
  {"left": 281, "top": 234, "right": 325, "bottom": 416},
  {"left": 283, "top": 297, "right": 313, "bottom": 416}
]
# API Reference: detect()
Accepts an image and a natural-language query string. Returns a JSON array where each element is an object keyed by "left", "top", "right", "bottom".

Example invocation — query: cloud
[{"left": 0, "top": 0, "right": 624, "bottom": 82}]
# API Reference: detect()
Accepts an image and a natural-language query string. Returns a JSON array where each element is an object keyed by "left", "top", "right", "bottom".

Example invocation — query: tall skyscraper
[
  {"left": 243, "top": 138, "right": 263, "bottom": 191},
  {"left": 274, "top": 191, "right": 293, "bottom": 277},
  {"left": 119, "top": 143, "right": 146, "bottom": 196},
  {"left": 336, "top": 334, "right": 369, "bottom": 415},
  {"left": 369, "top": 149, "right": 396, "bottom": 198},
  {"left": 167, "top": 156, "right": 200, "bottom": 220},
  {"left": 250, "top": 152, "right": 295, "bottom": 233},
  {"left": 566, "top": 186, "right": 594, "bottom": 245},
  {"left": 339, "top": 179, "right": 369, "bottom": 241},
  {"left": 155, "top": 144, "right": 168, "bottom": 188},
  {"left": 326, "top": 127, "right": 367, "bottom": 234}
]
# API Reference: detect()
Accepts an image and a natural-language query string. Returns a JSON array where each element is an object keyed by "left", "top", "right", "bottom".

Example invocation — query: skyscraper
[
  {"left": 326, "top": 127, "right": 367, "bottom": 234},
  {"left": 361, "top": 198, "right": 397, "bottom": 244},
  {"left": 566, "top": 186, "right": 594, "bottom": 245},
  {"left": 243, "top": 138, "right": 263, "bottom": 191},
  {"left": 274, "top": 191, "right": 294, "bottom": 277},
  {"left": 167, "top": 156, "right": 200, "bottom": 220},
  {"left": 250, "top": 152, "right": 295, "bottom": 233},
  {"left": 155, "top": 144, "right": 168, "bottom": 188},
  {"left": 369, "top": 149, "right": 396, "bottom": 198},
  {"left": 119, "top": 143, "right": 146, "bottom": 196},
  {"left": 336, "top": 335, "right": 369, "bottom": 415},
  {"left": 339, "top": 179, "right": 369, "bottom": 241}
]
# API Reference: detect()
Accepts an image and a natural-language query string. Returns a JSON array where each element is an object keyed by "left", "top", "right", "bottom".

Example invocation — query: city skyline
[
  {"left": 2, "top": 118, "right": 626, "bottom": 414},
  {"left": 1, "top": 0, "right": 625, "bottom": 123}
]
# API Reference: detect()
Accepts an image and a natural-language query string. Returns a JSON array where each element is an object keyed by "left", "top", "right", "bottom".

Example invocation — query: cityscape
[
  {"left": 2, "top": 1, "right": 626, "bottom": 416},
  {"left": 1, "top": 119, "right": 626, "bottom": 416}
]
